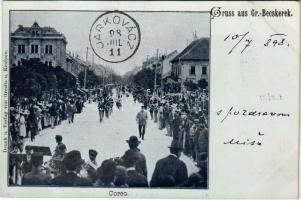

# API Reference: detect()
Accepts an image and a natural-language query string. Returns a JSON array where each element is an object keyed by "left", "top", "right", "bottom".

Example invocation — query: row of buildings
[
  {"left": 10, "top": 22, "right": 111, "bottom": 79},
  {"left": 128, "top": 37, "right": 209, "bottom": 92},
  {"left": 10, "top": 22, "right": 209, "bottom": 91}
]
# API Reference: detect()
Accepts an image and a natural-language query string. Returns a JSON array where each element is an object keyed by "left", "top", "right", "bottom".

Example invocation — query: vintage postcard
[{"left": 0, "top": 1, "right": 299, "bottom": 199}]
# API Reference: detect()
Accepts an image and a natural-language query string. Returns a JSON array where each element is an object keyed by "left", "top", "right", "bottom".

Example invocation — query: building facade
[
  {"left": 170, "top": 38, "right": 209, "bottom": 90},
  {"left": 66, "top": 53, "right": 86, "bottom": 75},
  {"left": 142, "top": 57, "right": 157, "bottom": 69},
  {"left": 10, "top": 22, "right": 67, "bottom": 69},
  {"left": 162, "top": 50, "right": 178, "bottom": 78},
  {"left": 66, "top": 52, "right": 109, "bottom": 78}
]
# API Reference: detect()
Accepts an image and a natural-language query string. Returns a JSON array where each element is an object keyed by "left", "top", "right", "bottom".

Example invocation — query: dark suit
[
  {"left": 51, "top": 172, "right": 92, "bottom": 186},
  {"left": 150, "top": 154, "right": 188, "bottom": 187},
  {"left": 121, "top": 149, "right": 147, "bottom": 178},
  {"left": 127, "top": 170, "right": 148, "bottom": 187},
  {"left": 172, "top": 117, "right": 182, "bottom": 140},
  {"left": 22, "top": 170, "right": 51, "bottom": 185}
]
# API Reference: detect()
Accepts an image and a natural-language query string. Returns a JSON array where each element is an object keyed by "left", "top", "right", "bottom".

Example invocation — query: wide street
[{"left": 25, "top": 91, "right": 199, "bottom": 181}]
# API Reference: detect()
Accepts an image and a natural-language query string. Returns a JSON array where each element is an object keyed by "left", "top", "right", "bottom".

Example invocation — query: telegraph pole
[
  {"left": 84, "top": 47, "right": 88, "bottom": 89},
  {"left": 154, "top": 49, "right": 158, "bottom": 96},
  {"left": 161, "top": 55, "right": 165, "bottom": 96},
  {"left": 102, "top": 68, "right": 105, "bottom": 86},
  {"left": 110, "top": 66, "right": 112, "bottom": 83}
]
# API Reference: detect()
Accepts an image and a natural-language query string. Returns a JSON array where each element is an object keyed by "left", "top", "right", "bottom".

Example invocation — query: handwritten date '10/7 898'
[{"left": 224, "top": 32, "right": 290, "bottom": 54}]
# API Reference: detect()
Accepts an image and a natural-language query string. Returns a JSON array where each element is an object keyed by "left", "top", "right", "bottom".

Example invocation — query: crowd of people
[
  {"left": 96, "top": 88, "right": 115, "bottom": 122},
  {"left": 131, "top": 86, "right": 209, "bottom": 165},
  {"left": 11, "top": 134, "right": 206, "bottom": 188},
  {"left": 8, "top": 84, "right": 208, "bottom": 188},
  {"left": 9, "top": 90, "right": 86, "bottom": 153}
]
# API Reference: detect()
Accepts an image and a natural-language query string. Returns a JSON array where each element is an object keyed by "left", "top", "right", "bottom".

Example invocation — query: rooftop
[
  {"left": 11, "top": 22, "right": 67, "bottom": 43},
  {"left": 171, "top": 38, "right": 209, "bottom": 63}
]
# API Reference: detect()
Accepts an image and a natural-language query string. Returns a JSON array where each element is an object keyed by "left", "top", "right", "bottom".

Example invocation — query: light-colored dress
[{"left": 19, "top": 115, "right": 26, "bottom": 138}]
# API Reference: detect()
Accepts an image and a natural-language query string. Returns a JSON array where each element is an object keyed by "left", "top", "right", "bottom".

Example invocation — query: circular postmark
[{"left": 89, "top": 11, "right": 141, "bottom": 63}]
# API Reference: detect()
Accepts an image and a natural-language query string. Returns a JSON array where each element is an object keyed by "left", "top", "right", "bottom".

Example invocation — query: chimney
[{"left": 193, "top": 31, "right": 198, "bottom": 40}]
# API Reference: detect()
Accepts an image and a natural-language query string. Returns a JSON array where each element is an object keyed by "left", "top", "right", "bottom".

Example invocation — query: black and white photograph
[
  {"left": 8, "top": 10, "right": 210, "bottom": 188},
  {"left": 1, "top": 1, "right": 300, "bottom": 199}
]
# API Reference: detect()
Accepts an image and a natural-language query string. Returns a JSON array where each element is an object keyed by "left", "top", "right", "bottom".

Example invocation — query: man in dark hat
[
  {"left": 51, "top": 150, "right": 92, "bottom": 186},
  {"left": 150, "top": 140, "right": 188, "bottom": 187},
  {"left": 136, "top": 106, "right": 148, "bottom": 140},
  {"left": 121, "top": 136, "right": 147, "bottom": 178},
  {"left": 22, "top": 152, "right": 51, "bottom": 185},
  {"left": 83, "top": 149, "right": 98, "bottom": 182}
]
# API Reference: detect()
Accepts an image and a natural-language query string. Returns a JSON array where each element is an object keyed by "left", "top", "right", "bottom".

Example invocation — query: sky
[{"left": 11, "top": 11, "right": 210, "bottom": 75}]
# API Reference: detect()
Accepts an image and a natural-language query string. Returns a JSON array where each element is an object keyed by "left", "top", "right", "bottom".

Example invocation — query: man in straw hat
[
  {"left": 121, "top": 136, "right": 147, "bottom": 178},
  {"left": 150, "top": 140, "right": 188, "bottom": 187}
]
